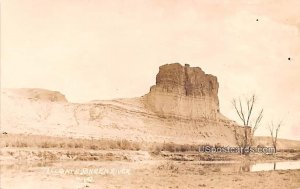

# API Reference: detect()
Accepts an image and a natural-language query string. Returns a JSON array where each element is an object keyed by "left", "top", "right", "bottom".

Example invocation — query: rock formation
[
  {"left": 144, "top": 63, "right": 220, "bottom": 119},
  {"left": 2, "top": 88, "right": 67, "bottom": 102},
  {"left": 1, "top": 63, "right": 242, "bottom": 146}
]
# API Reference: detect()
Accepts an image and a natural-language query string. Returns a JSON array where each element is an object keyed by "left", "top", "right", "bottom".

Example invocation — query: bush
[
  {"left": 163, "top": 143, "right": 176, "bottom": 152},
  {"left": 74, "top": 143, "right": 83, "bottom": 148},
  {"left": 89, "top": 144, "right": 98, "bottom": 150}
]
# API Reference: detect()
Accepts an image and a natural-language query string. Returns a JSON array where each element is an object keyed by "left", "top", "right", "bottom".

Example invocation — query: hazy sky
[{"left": 1, "top": 0, "right": 300, "bottom": 140}]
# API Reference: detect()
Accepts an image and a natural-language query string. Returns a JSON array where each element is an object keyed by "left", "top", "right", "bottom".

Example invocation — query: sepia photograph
[{"left": 1, "top": 0, "right": 300, "bottom": 188}]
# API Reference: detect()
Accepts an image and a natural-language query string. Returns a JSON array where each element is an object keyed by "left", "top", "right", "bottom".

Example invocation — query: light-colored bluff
[
  {"left": 144, "top": 63, "right": 220, "bottom": 119},
  {"left": 1, "top": 63, "right": 242, "bottom": 146}
]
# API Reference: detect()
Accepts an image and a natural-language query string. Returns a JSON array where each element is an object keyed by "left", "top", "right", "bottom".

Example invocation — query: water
[
  {"left": 3, "top": 160, "right": 300, "bottom": 173},
  {"left": 195, "top": 160, "right": 300, "bottom": 172},
  {"left": 250, "top": 161, "right": 300, "bottom": 172}
]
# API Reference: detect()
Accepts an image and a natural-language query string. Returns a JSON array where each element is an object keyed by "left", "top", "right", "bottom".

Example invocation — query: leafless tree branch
[
  {"left": 268, "top": 121, "right": 282, "bottom": 153},
  {"left": 232, "top": 94, "right": 264, "bottom": 153}
]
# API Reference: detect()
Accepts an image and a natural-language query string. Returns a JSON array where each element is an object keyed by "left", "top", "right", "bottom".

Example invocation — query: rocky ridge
[
  {"left": 1, "top": 63, "right": 241, "bottom": 146},
  {"left": 144, "top": 63, "right": 220, "bottom": 119}
]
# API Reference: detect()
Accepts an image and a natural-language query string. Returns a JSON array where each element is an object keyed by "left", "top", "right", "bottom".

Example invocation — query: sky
[{"left": 1, "top": 0, "right": 300, "bottom": 140}]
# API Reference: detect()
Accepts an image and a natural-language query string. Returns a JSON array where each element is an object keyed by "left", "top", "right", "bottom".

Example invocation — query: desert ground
[
  {"left": 1, "top": 134, "right": 300, "bottom": 189},
  {"left": 1, "top": 67, "right": 300, "bottom": 188}
]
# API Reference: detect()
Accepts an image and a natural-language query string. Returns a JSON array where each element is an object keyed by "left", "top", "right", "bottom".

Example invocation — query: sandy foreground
[{"left": 1, "top": 147, "right": 300, "bottom": 189}]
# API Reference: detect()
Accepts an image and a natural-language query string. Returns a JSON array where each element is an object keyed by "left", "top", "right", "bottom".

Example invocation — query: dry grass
[
  {"left": 0, "top": 134, "right": 142, "bottom": 151},
  {"left": 1, "top": 134, "right": 211, "bottom": 153},
  {"left": 278, "top": 149, "right": 300, "bottom": 153},
  {"left": 150, "top": 142, "right": 210, "bottom": 154}
]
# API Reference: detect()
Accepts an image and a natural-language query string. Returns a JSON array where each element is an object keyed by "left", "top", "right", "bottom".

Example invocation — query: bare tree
[
  {"left": 232, "top": 94, "right": 264, "bottom": 152},
  {"left": 268, "top": 121, "right": 282, "bottom": 153}
]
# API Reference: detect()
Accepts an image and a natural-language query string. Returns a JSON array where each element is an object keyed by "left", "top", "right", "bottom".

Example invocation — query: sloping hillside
[
  {"left": 1, "top": 64, "right": 243, "bottom": 146},
  {"left": 1, "top": 88, "right": 240, "bottom": 146}
]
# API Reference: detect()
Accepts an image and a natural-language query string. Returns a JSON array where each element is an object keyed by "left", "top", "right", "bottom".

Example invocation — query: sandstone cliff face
[{"left": 144, "top": 63, "right": 220, "bottom": 119}]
